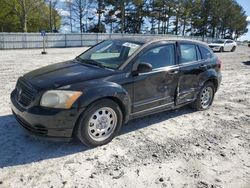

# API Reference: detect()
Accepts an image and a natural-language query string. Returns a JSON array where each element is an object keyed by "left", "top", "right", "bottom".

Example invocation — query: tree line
[
  {"left": 0, "top": 0, "right": 61, "bottom": 32},
  {"left": 65, "top": 0, "right": 248, "bottom": 39},
  {"left": 0, "top": 0, "right": 248, "bottom": 40}
]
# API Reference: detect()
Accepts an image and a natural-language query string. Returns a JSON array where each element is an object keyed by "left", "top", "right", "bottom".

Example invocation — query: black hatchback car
[{"left": 11, "top": 38, "right": 222, "bottom": 147}]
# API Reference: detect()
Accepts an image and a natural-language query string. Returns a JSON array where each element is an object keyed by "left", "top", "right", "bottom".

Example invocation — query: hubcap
[
  {"left": 87, "top": 107, "right": 117, "bottom": 142},
  {"left": 200, "top": 86, "right": 213, "bottom": 109}
]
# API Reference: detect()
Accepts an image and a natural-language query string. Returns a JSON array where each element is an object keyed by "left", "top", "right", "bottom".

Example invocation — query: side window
[
  {"left": 180, "top": 44, "right": 197, "bottom": 63},
  {"left": 199, "top": 46, "right": 213, "bottom": 60},
  {"left": 138, "top": 44, "right": 175, "bottom": 69}
]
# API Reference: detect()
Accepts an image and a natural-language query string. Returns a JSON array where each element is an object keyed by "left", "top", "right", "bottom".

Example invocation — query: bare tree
[
  {"left": 71, "top": 0, "right": 93, "bottom": 33},
  {"left": 65, "top": 0, "right": 73, "bottom": 32}
]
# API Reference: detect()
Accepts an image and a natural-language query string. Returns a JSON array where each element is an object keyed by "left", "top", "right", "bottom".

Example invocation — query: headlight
[{"left": 40, "top": 90, "right": 82, "bottom": 109}]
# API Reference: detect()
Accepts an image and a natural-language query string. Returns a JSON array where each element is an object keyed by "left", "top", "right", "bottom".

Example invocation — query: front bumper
[{"left": 11, "top": 91, "right": 84, "bottom": 140}]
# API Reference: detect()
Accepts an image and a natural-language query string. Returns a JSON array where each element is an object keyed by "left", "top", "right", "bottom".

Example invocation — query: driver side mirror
[{"left": 133, "top": 63, "right": 153, "bottom": 76}]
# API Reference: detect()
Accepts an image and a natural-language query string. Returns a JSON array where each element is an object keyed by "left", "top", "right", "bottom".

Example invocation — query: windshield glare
[{"left": 78, "top": 40, "right": 142, "bottom": 69}]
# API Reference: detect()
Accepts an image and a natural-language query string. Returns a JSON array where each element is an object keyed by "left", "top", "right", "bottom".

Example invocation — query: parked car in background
[
  {"left": 208, "top": 39, "right": 237, "bottom": 52},
  {"left": 11, "top": 38, "right": 222, "bottom": 147}
]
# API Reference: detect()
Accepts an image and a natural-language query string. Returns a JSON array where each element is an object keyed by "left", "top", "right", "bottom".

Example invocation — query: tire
[
  {"left": 231, "top": 46, "right": 236, "bottom": 52},
  {"left": 191, "top": 82, "right": 215, "bottom": 111},
  {"left": 76, "top": 99, "right": 123, "bottom": 147},
  {"left": 219, "top": 47, "right": 224, "bottom": 53}
]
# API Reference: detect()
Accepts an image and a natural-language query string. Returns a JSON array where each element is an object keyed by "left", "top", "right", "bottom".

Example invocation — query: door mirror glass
[{"left": 136, "top": 63, "right": 153, "bottom": 74}]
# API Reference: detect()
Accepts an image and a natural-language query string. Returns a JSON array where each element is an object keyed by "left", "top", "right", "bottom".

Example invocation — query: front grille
[
  {"left": 13, "top": 111, "right": 48, "bottom": 136},
  {"left": 15, "top": 77, "right": 37, "bottom": 107}
]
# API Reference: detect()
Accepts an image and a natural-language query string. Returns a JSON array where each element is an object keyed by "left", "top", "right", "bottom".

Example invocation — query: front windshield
[
  {"left": 213, "top": 40, "right": 225, "bottom": 44},
  {"left": 77, "top": 40, "right": 142, "bottom": 69}
]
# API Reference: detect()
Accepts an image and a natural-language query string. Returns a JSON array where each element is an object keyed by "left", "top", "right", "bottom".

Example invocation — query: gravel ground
[{"left": 0, "top": 46, "right": 249, "bottom": 188}]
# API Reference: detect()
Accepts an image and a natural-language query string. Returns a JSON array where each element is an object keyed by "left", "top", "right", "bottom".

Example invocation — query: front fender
[{"left": 72, "top": 81, "right": 131, "bottom": 123}]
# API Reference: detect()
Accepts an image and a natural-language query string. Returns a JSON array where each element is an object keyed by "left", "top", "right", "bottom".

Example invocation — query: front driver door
[{"left": 132, "top": 43, "right": 179, "bottom": 115}]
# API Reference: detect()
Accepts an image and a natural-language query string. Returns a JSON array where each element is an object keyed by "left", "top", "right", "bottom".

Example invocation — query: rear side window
[
  {"left": 180, "top": 44, "right": 197, "bottom": 63},
  {"left": 199, "top": 46, "right": 213, "bottom": 59}
]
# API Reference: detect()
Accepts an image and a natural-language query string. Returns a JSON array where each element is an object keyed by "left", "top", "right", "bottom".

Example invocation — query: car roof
[{"left": 112, "top": 37, "right": 209, "bottom": 47}]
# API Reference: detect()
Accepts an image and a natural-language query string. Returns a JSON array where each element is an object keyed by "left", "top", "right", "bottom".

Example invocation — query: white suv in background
[{"left": 208, "top": 39, "right": 237, "bottom": 52}]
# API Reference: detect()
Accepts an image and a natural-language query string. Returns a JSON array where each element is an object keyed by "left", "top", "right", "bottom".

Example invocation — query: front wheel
[
  {"left": 76, "top": 99, "right": 123, "bottom": 147},
  {"left": 191, "top": 82, "right": 215, "bottom": 111},
  {"left": 219, "top": 47, "right": 224, "bottom": 53}
]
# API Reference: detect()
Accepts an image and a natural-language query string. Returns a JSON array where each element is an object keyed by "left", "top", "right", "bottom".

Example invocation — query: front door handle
[
  {"left": 169, "top": 70, "right": 179, "bottom": 74},
  {"left": 199, "top": 64, "right": 207, "bottom": 69}
]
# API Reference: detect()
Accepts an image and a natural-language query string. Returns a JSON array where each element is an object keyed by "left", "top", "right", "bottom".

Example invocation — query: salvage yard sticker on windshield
[{"left": 122, "top": 42, "right": 140, "bottom": 49}]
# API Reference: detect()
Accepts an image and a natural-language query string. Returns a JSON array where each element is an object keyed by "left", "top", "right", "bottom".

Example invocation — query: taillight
[{"left": 217, "top": 58, "right": 222, "bottom": 70}]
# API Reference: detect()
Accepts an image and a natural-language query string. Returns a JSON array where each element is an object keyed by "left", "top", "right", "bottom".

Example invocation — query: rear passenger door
[{"left": 176, "top": 42, "right": 207, "bottom": 105}]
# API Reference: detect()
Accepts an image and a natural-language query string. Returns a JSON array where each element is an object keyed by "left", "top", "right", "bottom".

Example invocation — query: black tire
[
  {"left": 191, "top": 82, "right": 215, "bottom": 111},
  {"left": 76, "top": 99, "right": 123, "bottom": 147},
  {"left": 231, "top": 46, "right": 236, "bottom": 52},
  {"left": 219, "top": 47, "right": 224, "bottom": 53}
]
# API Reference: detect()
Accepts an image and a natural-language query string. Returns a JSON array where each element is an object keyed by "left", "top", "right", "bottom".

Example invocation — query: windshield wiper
[
  {"left": 84, "top": 59, "right": 106, "bottom": 68},
  {"left": 75, "top": 57, "right": 105, "bottom": 68},
  {"left": 75, "top": 56, "right": 85, "bottom": 63}
]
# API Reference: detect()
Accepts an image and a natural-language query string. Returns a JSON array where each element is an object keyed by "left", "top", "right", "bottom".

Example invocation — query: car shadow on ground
[
  {"left": 214, "top": 51, "right": 233, "bottom": 53},
  {"left": 0, "top": 107, "right": 195, "bottom": 168},
  {"left": 242, "top": 61, "right": 250, "bottom": 66}
]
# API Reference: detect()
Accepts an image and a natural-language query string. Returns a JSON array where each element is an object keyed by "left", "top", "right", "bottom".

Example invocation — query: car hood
[
  {"left": 23, "top": 60, "right": 114, "bottom": 89},
  {"left": 208, "top": 43, "right": 224, "bottom": 46}
]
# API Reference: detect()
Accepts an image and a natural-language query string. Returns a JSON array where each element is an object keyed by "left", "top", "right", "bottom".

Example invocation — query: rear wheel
[
  {"left": 231, "top": 46, "right": 236, "bottom": 52},
  {"left": 219, "top": 47, "right": 224, "bottom": 53},
  {"left": 191, "top": 82, "right": 215, "bottom": 111},
  {"left": 76, "top": 99, "right": 123, "bottom": 147}
]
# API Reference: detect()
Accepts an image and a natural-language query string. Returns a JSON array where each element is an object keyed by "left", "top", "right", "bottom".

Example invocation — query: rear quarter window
[{"left": 199, "top": 46, "right": 214, "bottom": 60}]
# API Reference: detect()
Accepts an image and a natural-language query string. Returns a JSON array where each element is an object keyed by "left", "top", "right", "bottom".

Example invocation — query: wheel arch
[
  {"left": 72, "top": 95, "right": 129, "bottom": 138},
  {"left": 202, "top": 77, "right": 219, "bottom": 92}
]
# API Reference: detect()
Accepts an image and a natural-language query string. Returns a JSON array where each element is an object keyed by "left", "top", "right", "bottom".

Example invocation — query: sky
[{"left": 237, "top": 0, "right": 250, "bottom": 41}]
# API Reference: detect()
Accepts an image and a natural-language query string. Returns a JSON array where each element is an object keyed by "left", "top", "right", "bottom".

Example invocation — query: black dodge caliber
[{"left": 11, "top": 38, "right": 222, "bottom": 147}]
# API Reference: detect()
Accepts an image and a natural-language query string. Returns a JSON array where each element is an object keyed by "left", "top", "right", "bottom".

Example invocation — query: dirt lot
[{"left": 0, "top": 46, "right": 249, "bottom": 188}]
